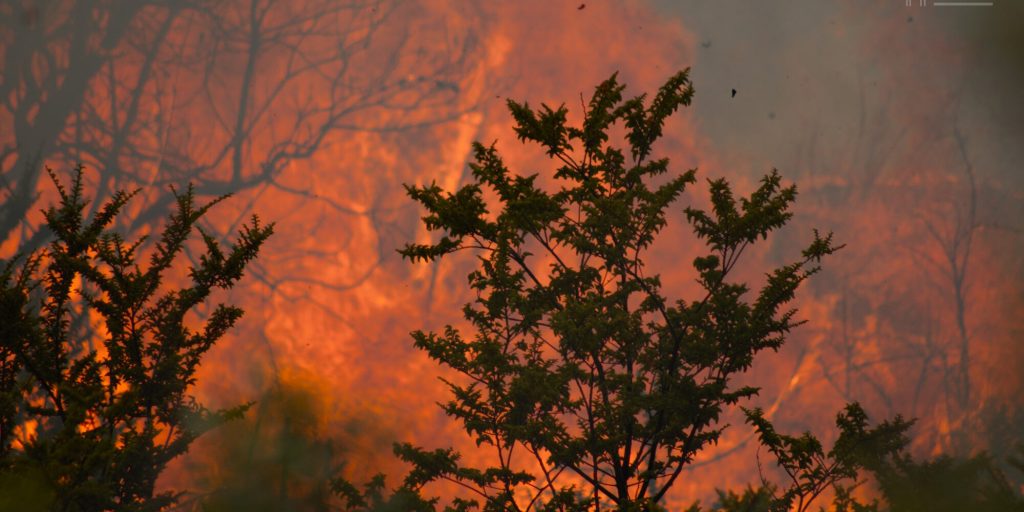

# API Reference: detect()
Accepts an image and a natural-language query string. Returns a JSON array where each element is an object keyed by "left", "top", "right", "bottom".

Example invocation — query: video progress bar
[{"left": 908, "top": 0, "right": 994, "bottom": 5}]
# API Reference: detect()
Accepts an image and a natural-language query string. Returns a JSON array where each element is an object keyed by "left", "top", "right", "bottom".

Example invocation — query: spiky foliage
[
  {"left": 701, "top": 411, "right": 1024, "bottom": 512},
  {"left": 743, "top": 403, "right": 911, "bottom": 512},
  {"left": 0, "top": 167, "right": 272, "bottom": 511},
  {"left": 386, "top": 70, "right": 842, "bottom": 510}
]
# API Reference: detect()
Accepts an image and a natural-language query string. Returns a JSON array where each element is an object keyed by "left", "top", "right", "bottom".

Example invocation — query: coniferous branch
[
  {"left": 341, "top": 70, "right": 856, "bottom": 511},
  {"left": 0, "top": 165, "right": 272, "bottom": 511}
]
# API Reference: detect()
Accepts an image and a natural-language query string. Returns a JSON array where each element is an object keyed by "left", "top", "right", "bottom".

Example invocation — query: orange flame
[{"left": 1, "top": 0, "right": 1021, "bottom": 509}]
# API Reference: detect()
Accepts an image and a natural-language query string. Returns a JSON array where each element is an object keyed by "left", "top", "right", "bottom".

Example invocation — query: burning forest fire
[{"left": 1, "top": 0, "right": 1022, "bottom": 510}]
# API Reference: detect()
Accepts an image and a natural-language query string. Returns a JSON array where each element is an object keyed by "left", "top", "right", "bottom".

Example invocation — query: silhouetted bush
[{"left": 0, "top": 167, "right": 272, "bottom": 511}]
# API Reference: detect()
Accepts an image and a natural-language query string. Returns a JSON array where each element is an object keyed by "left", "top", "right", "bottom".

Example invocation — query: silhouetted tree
[
  {"left": 335, "top": 70, "right": 904, "bottom": 511},
  {"left": 0, "top": 167, "right": 272, "bottom": 510},
  {"left": 743, "top": 403, "right": 909, "bottom": 512}
]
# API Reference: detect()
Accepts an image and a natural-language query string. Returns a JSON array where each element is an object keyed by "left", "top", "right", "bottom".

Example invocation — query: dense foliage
[
  {"left": 0, "top": 168, "right": 272, "bottom": 511},
  {"left": 1, "top": 75, "right": 1020, "bottom": 512},
  {"left": 356, "top": 70, "right": 910, "bottom": 511}
]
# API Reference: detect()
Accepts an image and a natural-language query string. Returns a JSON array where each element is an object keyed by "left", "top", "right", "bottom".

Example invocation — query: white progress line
[{"left": 933, "top": 1, "right": 994, "bottom": 5}]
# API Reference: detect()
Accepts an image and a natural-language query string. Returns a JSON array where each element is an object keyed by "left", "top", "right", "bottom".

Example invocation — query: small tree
[
  {"left": 743, "top": 403, "right": 910, "bottom": 512},
  {"left": 381, "top": 70, "right": 861, "bottom": 510},
  {"left": 0, "top": 167, "right": 272, "bottom": 511}
]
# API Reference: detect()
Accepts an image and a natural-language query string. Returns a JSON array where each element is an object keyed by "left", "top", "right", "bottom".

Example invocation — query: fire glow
[{"left": 1, "top": 0, "right": 1021, "bottom": 508}]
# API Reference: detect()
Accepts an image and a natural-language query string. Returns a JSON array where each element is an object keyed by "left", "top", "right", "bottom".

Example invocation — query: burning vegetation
[{"left": 0, "top": 1, "right": 1022, "bottom": 510}]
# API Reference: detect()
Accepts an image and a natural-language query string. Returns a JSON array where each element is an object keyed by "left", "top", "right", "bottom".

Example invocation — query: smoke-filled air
[{"left": 0, "top": 1, "right": 1021, "bottom": 511}]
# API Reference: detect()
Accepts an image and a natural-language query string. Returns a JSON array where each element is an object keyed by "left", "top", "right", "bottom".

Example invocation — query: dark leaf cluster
[
  {"left": 0, "top": 167, "right": 272, "bottom": 511},
  {"left": 743, "top": 403, "right": 911, "bottom": 512},
  {"left": 374, "top": 70, "right": 843, "bottom": 510}
]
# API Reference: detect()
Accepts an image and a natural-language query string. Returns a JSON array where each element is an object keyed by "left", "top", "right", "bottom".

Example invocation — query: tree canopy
[
  {"left": 348, "top": 70, "right": 910, "bottom": 511},
  {"left": 0, "top": 168, "right": 272, "bottom": 511},
  {"left": 2, "top": 72, "right": 1021, "bottom": 512}
]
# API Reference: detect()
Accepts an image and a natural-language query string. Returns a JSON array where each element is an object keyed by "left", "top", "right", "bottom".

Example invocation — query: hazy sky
[{"left": 652, "top": 0, "right": 1024, "bottom": 185}]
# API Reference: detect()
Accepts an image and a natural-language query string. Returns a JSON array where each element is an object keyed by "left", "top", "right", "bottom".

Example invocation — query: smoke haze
[{"left": 1, "top": 0, "right": 1021, "bottom": 507}]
